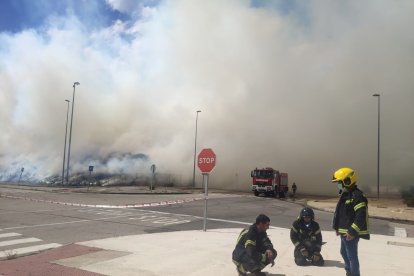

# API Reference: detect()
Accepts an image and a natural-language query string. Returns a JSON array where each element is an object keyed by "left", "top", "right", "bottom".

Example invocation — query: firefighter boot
[{"left": 311, "top": 252, "right": 324, "bottom": 266}]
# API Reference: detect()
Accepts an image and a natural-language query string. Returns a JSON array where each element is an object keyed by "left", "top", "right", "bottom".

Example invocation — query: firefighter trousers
[
  {"left": 233, "top": 248, "right": 277, "bottom": 274},
  {"left": 294, "top": 248, "right": 324, "bottom": 266}
]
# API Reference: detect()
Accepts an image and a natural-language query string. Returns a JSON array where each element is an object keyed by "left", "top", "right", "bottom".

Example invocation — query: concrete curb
[
  {"left": 307, "top": 200, "right": 414, "bottom": 224},
  {"left": 0, "top": 193, "right": 204, "bottom": 209}
]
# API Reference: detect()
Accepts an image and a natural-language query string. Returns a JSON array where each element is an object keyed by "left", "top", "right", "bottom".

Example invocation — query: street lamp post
[
  {"left": 66, "top": 82, "right": 80, "bottom": 185},
  {"left": 62, "top": 99, "right": 70, "bottom": 185},
  {"left": 192, "top": 110, "right": 201, "bottom": 188},
  {"left": 373, "top": 93, "right": 380, "bottom": 199}
]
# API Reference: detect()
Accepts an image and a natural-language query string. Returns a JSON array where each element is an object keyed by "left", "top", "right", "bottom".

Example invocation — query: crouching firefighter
[
  {"left": 290, "top": 207, "right": 324, "bottom": 266},
  {"left": 232, "top": 214, "right": 277, "bottom": 276}
]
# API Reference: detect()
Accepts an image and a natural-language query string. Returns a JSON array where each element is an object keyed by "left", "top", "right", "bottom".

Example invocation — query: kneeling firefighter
[
  {"left": 232, "top": 214, "right": 277, "bottom": 276},
  {"left": 290, "top": 207, "right": 324, "bottom": 266}
]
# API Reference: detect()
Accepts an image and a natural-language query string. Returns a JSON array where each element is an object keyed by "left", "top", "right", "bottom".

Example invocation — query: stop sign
[{"left": 197, "top": 148, "right": 216, "bottom": 173}]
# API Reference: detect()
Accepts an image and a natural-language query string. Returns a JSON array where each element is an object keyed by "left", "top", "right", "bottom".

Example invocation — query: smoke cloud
[{"left": 1, "top": 0, "right": 413, "bottom": 195}]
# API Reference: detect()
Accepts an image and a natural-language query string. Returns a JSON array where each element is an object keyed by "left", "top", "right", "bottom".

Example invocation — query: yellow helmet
[{"left": 332, "top": 167, "right": 357, "bottom": 188}]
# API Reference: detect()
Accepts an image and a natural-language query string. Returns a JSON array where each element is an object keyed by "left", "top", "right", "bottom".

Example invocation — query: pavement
[{"left": 1, "top": 184, "right": 414, "bottom": 275}]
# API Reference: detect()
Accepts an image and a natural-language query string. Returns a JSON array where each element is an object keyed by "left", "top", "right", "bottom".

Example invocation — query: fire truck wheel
[
  {"left": 279, "top": 191, "right": 285, "bottom": 198},
  {"left": 254, "top": 190, "right": 259, "bottom": 196}
]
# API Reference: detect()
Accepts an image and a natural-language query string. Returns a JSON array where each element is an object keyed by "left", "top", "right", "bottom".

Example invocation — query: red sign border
[{"left": 197, "top": 148, "right": 216, "bottom": 174}]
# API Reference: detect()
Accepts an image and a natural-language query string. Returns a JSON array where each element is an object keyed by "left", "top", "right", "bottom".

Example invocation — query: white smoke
[{"left": 0, "top": 0, "right": 413, "bottom": 195}]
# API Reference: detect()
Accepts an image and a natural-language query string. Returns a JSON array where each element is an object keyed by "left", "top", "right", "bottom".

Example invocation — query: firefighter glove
[{"left": 300, "top": 247, "right": 309, "bottom": 258}]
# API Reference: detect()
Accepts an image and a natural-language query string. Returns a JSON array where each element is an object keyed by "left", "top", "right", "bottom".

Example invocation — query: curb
[
  {"left": 0, "top": 193, "right": 204, "bottom": 209},
  {"left": 0, "top": 184, "right": 194, "bottom": 195},
  {"left": 307, "top": 201, "right": 414, "bottom": 224}
]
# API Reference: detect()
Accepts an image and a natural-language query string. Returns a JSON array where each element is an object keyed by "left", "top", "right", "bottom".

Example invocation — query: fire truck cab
[{"left": 251, "top": 167, "right": 288, "bottom": 198}]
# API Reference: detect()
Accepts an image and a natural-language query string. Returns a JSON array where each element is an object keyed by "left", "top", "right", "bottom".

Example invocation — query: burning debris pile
[
  {"left": 0, "top": 171, "right": 182, "bottom": 188},
  {"left": 0, "top": 152, "right": 184, "bottom": 187}
]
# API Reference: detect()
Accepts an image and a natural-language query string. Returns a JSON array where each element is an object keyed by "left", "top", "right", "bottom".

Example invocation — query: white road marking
[
  {"left": 394, "top": 227, "right": 407, "bottom": 238},
  {"left": 128, "top": 216, "right": 191, "bottom": 225},
  {"left": 1, "top": 209, "right": 196, "bottom": 230},
  {"left": 1, "top": 207, "right": 250, "bottom": 232},
  {"left": 0, "top": 208, "right": 85, "bottom": 215},
  {"left": 1, "top": 219, "right": 98, "bottom": 230},
  {"left": 0, "top": 232, "right": 21, "bottom": 238},
  {"left": 0, "top": 237, "right": 41, "bottom": 247},
  {"left": 78, "top": 209, "right": 195, "bottom": 226},
  {"left": 0, "top": 243, "right": 61, "bottom": 260}
]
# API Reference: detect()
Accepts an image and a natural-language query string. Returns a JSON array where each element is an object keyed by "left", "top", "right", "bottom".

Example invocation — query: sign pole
[
  {"left": 197, "top": 148, "right": 216, "bottom": 233},
  {"left": 88, "top": 166, "right": 94, "bottom": 192},
  {"left": 150, "top": 164, "right": 156, "bottom": 191},
  {"left": 18, "top": 167, "right": 24, "bottom": 184},
  {"left": 203, "top": 173, "right": 209, "bottom": 232},
  {"left": 87, "top": 171, "right": 91, "bottom": 191}
]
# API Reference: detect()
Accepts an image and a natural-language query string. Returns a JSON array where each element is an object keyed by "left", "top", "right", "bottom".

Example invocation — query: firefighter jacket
[
  {"left": 232, "top": 224, "right": 275, "bottom": 263},
  {"left": 333, "top": 186, "right": 370, "bottom": 240},
  {"left": 290, "top": 219, "right": 322, "bottom": 252}
]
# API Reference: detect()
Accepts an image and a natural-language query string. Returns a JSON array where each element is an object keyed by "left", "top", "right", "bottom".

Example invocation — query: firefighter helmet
[
  {"left": 332, "top": 167, "right": 357, "bottom": 188},
  {"left": 300, "top": 207, "right": 314, "bottom": 220}
]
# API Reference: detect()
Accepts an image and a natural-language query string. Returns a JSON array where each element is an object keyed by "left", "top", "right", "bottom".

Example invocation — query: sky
[{"left": 0, "top": 0, "right": 413, "bottom": 196}]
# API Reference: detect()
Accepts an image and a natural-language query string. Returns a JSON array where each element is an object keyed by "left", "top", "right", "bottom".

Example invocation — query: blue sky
[
  {"left": 0, "top": 0, "right": 300, "bottom": 34},
  {"left": 0, "top": 0, "right": 139, "bottom": 33}
]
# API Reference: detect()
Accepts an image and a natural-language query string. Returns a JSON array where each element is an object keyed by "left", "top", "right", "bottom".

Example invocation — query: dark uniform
[
  {"left": 292, "top": 183, "right": 297, "bottom": 196},
  {"left": 232, "top": 223, "right": 277, "bottom": 275},
  {"left": 290, "top": 208, "right": 324, "bottom": 266},
  {"left": 333, "top": 186, "right": 370, "bottom": 239},
  {"left": 332, "top": 167, "right": 370, "bottom": 276}
]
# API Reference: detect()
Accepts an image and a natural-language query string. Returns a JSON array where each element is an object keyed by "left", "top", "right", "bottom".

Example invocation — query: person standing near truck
[{"left": 292, "top": 182, "right": 297, "bottom": 198}]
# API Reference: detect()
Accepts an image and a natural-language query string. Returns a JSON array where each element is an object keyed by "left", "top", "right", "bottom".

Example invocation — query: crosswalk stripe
[
  {"left": 394, "top": 227, "right": 407, "bottom": 238},
  {"left": 0, "top": 243, "right": 61, "bottom": 260},
  {"left": 0, "top": 237, "right": 41, "bottom": 247},
  {"left": 0, "top": 232, "right": 21, "bottom": 239}
]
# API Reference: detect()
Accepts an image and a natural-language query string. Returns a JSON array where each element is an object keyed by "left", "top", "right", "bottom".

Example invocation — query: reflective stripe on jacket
[
  {"left": 290, "top": 219, "right": 322, "bottom": 251},
  {"left": 332, "top": 186, "right": 370, "bottom": 240},
  {"left": 232, "top": 224, "right": 274, "bottom": 262}
]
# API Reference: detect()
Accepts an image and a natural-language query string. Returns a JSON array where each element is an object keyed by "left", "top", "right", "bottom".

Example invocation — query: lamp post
[
  {"left": 192, "top": 110, "right": 201, "bottom": 188},
  {"left": 373, "top": 93, "right": 380, "bottom": 199},
  {"left": 62, "top": 99, "right": 70, "bottom": 185},
  {"left": 66, "top": 82, "right": 80, "bottom": 185}
]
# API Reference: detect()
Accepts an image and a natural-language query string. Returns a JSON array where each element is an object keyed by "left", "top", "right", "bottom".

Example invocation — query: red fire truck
[{"left": 251, "top": 167, "right": 288, "bottom": 198}]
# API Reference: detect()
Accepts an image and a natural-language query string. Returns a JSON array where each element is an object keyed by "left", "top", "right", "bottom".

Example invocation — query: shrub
[{"left": 401, "top": 186, "right": 414, "bottom": 207}]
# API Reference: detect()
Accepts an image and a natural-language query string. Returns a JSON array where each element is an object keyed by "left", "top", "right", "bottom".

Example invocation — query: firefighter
[
  {"left": 292, "top": 182, "right": 297, "bottom": 198},
  {"left": 332, "top": 167, "right": 370, "bottom": 276},
  {"left": 232, "top": 214, "right": 277, "bottom": 276},
  {"left": 290, "top": 207, "right": 324, "bottom": 266}
]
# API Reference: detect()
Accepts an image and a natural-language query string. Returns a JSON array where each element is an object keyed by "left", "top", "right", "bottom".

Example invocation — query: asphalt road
[
  {"left": 0, "top": 189, "right": 402, "bottom": 249},
  {"left": 1, "top": 188, "right": 413, "bottom": 275}
]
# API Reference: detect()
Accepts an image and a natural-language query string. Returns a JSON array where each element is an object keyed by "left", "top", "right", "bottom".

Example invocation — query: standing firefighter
[
  {"left": 290, "top": 207, "right": 324, "bottom": 266},
  {"left": 292, "top": 182, "right": 297, "bottom": 198},
  {"left": 332, "top": 167, "right": 370, "bottom": 276},
  {"left": 232, "top": 214, "right": 277, "bottom": 276}
]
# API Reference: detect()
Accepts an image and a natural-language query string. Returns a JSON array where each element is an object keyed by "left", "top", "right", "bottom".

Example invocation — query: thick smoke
[{"left": 1, "top": 0, "right": 413, "bottom": 195}]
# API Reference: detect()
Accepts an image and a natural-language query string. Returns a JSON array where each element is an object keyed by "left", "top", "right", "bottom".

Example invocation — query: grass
[{"left": 401, "top": 186, "right": 414, "bottom": 207}]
